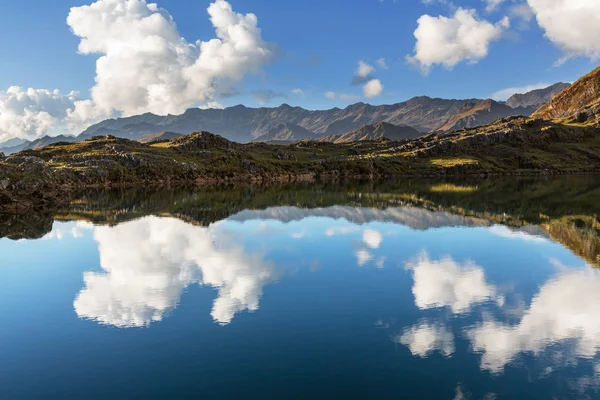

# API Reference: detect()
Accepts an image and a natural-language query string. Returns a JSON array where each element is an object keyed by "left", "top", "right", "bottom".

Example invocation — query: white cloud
[
  {"left": 484, "top": 0, "right": 506, "bottom": 12},
  {"left": 395, "top": 322, "right": 455, "bottom": 357},
  {"left": 363, "top": 79, "right": 384, "bottom": 98},
  {"left": 73, "top": 216, "right": 278, "bottom": 327},
  {"left": 66, "top": 0, "right": 275, "bottom": 122},
  {"left": 527, "top": 0, "right": 600, "bottom": 61},
  {"left": 468, "top": 266, "right": 600, "bottom": 373},
  {"left": 491, "top": 82, "right": 552, "bottom": 101},
  {"left": 376, "top": 58, "right": 389, "bottom": 69},
  {"left": 509, "top": 3, "right": 534, "bottom": 28},
  {"left": 407, "top": 8, "right": 509, "bottom": 74},
  {"left": 0, "top": 87, "right": 80, "bottom": 142},
  {"left": 356, "top": 60, "right": 375, "bottom": 78},
  {"left": 324, "top": 91, "right": 337, "bottom": 100},
  {"left": 405, "top": 252, "right": 499, "bottom": 313},
  {"left": 291, "top": 88, "right": 305, "bottom": 96}
]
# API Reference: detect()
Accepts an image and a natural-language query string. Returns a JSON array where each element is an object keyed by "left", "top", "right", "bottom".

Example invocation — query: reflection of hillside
[
  {"left": 1, "top": 177, "right": 599, "bottom": 265},
  {"left": 541, "top": 217, "right": 600, "bottom": 266}
]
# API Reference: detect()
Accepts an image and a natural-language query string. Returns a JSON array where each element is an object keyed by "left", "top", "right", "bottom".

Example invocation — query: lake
[{"left": 1, "top": 177, "right": 600, "bottom": 399}]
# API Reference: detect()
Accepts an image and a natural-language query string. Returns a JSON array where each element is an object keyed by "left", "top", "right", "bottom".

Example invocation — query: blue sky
[{"left": 0, "top": 0, "right": 598, "bottom": 141}]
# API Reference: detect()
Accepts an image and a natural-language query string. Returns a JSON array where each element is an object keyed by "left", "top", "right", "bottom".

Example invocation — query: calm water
[{"left": 1, "top": 178, "right": 600, "bottom": 399}]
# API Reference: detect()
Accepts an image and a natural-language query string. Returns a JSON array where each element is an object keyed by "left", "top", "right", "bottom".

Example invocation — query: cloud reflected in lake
[{"left": 73, "top": 216, "right": 278, "bottom": 327}]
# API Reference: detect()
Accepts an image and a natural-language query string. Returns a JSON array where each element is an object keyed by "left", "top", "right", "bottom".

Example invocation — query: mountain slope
[
  {"left": 319, "top": 122, "right": 422, "bottom": 143},
  {"left": 252, "top": 123, "right": 317, "bottom": 142},
  {"left": 138, "top": 131, "right": 183, "bottom": 144},
  {"left": 435, "top": 99, "right": 534, "bottom": 132},
  {"left": 533, "top": 66, "right": 600, "bottom": 122},
  {"left": 506, "top": 83, "right": 571, "bottom": 108}
]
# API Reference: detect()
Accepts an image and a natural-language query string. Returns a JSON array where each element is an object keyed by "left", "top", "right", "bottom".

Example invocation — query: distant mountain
[
  {"left": 435, "top": 99, "right": 535, "bottom": 132},
  {"left": 23, "top": 135, "right": 78, "bottom": 150},
  {"left": 138, "top": 131, "right": 183, "bottom": 144},
  {"left": 533, "top": 66, "right": 600, "bottom": 122},
  {"left": 252, "top": 123, "right": 317, "bottom": 142},
  {"left": 319, "top": 122, "right": 422, "bottom": 144},
  {"left": 1, "top": 89, "right": 567, "bottom": 155},
  {"left": 0, "top": 140, "right": 31, "bottom": 155},
  {"left": 0, "top": 137, "right": 28, "bottom": 148},
  {"left": 78, "top": 97, "right": 482, "bottom": 143},
  {"left": 506, "top": 83, "right": 571, "bottom": 108}
]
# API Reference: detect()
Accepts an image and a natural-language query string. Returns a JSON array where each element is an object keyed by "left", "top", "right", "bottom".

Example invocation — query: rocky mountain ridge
[
  {"left": 506, "top": 83, "right": 571, "bottom": 108},
  {"left": 533, "top": 67, "right": 600, "bottom": 123}
]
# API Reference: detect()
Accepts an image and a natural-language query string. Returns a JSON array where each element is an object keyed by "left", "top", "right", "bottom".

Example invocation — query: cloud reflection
[
  {"left": 74, "top": 216, "right": 277, "bottom": 327},
  {"left": 395, "top": 322, "right": 455, "bottom": 357},
  {"left": 468, "top": 265, "right": 600, "bottom": 373},
  {"left": 405, "top": 252, "right": 500, "bottom": 313}
]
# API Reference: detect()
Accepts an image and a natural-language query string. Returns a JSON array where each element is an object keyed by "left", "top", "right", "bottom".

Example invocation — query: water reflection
[
  {"left": 467, "top": 263, "right": 600, "bottom": 373},
  {"left": 74, "top": 216, "right": 278, "bottom": 327},
  {"left": 405, "top": 252, "right": 501, "bottom": 313},
  {"left": 5, "top": 178, "right": 600, "bottom": 397},
  {"left": 395, "top": 321, "right": 455, "bottom": 358}
]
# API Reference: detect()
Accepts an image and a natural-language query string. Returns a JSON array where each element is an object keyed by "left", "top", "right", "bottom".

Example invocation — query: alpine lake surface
[{"left": 2, "top": 176, "right": 600, "bottom": 399}]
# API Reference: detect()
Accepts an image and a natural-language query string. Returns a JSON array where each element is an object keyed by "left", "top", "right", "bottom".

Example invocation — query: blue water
[{"left": 1, "top": 199, "right": 599, "bottom": 399}]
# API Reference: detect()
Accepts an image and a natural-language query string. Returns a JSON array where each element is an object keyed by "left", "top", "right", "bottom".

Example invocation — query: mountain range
[{"left": 0, "top": 83, "right": 566, "bottom": 155}]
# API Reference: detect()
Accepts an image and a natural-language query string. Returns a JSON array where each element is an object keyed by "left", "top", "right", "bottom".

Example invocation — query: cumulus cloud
[
  {"left": 363, "top": 79, "right": 384, "bottom": 98},
  {"left": 352, "top": 60, "right": 376, "bottom": 85},
  {"left": 73, "top": 216, "right": 278, "bottom": 327},
  {"left": 468, "top": 266, "right": 600, "bottom": 373},
  {"left": 527, "top": 0, "right": 600, "bottom": 61},
  {"left": 483, "top": 0, "right": 506, "bottom": 12},
  {"left": 291, "top": 88, "right": 305, "bottom": 96},
  {"left": 405, "top": 252, "right": 500, "bottom": 313},
  {"left": 376, "top": 58, "right": 389, "bottom": 70},
  {"left": 509, "top": 3, "right": 534, "bottom": 28},
  {"left": 407, "top": 8, "right": 509, "bottom": 74},
  {"left": 395, "top": 322, "right": 455, "bottom": 357},
  {"left": 0, "top": 87, "right": 80, "bottom": 142},
  {"left": 66, "top": 0, "right": 275, "bottom": 122}
]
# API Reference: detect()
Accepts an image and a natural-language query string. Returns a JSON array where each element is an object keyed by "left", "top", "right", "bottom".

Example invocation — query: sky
[{"left": 0, "top": 0, "right": 599, "bottom": 142}]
